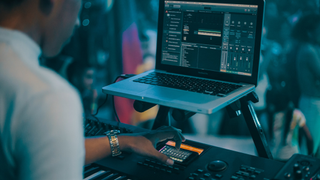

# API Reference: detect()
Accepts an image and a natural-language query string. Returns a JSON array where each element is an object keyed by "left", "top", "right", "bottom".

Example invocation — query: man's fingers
[
  {"left": 160, "top": 126, "right": 185, "bottom": 140},
  {"left": 174, "top": 135, "right": 182, "bottom": 150},
  {"left": 154, "top": 126, "right": 186, "bottom": 150},
  {"left": 151, "top": 148, "right": 174, "bottom": 166},
  {"left": 166, "top": 127, "right": 184, "bottom": 149}
]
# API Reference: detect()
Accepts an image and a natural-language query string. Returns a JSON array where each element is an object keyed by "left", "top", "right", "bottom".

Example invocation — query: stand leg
[
  {"left": 240, "top": 96, "right": 273, "bottom": 159},
  {"left": 152, "top": 106, "right": 171, "bottom": 130}
]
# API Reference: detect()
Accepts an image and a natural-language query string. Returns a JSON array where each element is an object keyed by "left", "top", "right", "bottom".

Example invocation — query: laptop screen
[{"left": 160, "top": 1, "right": 259, "bottom": 77}]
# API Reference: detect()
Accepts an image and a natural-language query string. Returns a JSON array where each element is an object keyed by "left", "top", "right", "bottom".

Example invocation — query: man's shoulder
[{"left": 0, "top": 50, "right": 78, "bottom": 101}]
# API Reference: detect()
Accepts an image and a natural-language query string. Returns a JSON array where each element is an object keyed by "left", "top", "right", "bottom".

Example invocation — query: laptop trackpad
[{"left": 142, "top": 86, "right": 212, "bottom": 104}]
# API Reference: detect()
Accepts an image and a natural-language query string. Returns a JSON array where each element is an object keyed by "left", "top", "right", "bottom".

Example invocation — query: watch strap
[{"left": 106, "top": 130, "right": 122, "bottom": 157}]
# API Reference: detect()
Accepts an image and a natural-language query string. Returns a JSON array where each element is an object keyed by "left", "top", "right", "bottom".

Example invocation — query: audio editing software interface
[{"left": 161, "top": 1, "right": 258, "bottom": 76}]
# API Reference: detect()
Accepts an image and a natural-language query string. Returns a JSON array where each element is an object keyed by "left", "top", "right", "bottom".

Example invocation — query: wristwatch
[{"left": 105, "top": 130, "right": 122, "bottom": 157}]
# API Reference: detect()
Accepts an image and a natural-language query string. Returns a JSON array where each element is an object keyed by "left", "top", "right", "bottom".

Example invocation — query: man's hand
[{"left": 118, "top": 126, "right": 185, "bottom": 166}]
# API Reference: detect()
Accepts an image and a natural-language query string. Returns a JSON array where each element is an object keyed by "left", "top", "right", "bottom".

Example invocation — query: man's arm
[{"left": 85, "top": 126, "right": 185, "bottom": 165}]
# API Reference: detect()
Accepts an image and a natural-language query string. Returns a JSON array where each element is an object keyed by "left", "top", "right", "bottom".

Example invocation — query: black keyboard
[
  {"left": 84, "top": 164, "right": 136, "bottom": 180},
  {"left": 133, "top": 72, "right": 242, "bottom": 97}
]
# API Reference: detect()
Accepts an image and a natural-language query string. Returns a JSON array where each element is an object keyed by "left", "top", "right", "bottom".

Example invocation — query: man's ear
[{"left": 39, "top": 0, "right": 54, "bottom": 16}]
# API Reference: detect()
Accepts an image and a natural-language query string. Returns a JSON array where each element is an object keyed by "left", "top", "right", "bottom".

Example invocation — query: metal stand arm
[
  {"left": 152, "top": 106, "right": 171, "bottom": 130},
  {"left": 240, "top": 92, "right": 273, "bottom": 159}
]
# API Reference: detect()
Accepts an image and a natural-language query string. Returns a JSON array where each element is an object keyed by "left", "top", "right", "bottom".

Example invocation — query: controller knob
[
  {"left": 294, "top": 170, "right": 302, "bottom": 180},
  {"left": 207, "top": 160, "right": 228, "bottom": 172},
  {"left": 293, "top": 163, "right": 300, "bottom": 172}
]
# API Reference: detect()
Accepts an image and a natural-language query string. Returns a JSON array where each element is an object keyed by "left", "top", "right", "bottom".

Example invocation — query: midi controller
[{"left": 83, "top": 117, "right": 320, "bottom": 180}]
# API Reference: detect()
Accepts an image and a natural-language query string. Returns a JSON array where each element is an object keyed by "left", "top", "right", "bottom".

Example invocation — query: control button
[
  {"left": 305, "top": 167, "right": 310, "bottom": 171},
  {"left": 207, "top": 160, "right": 228, "bottom": 172},
  {"left": 250, "top": 175, "right": 256, "bottom": 179},
  {"left": 236, "top": 172, "right": 242, "bottom": 176},
  {"left": 204, "top": 173, "right": 211, "bottom": 177},
  {"left": 137, "top": 162, "right": 143, "bottom": 165},
  {"left": 284, "top": 173, "right": 291, "bottom": 178},
  {"left": 247, "top": 168, "right": 254, "bottom": 173},
  {"left": 168, "top": 166, "right": 173, "bottom": 169},
  {"left": 145, "top": 159, "right": 151, "bottom": 162},
  {"left": 167, "top": 170, "right": 172, "bottom": 174},
  {"left": 316, "top": 174, "right": 320, "bottom": 179},
  {"left": 119, "top": 176, "right": 127, "bottom": 179},
  {"left": 240, "top": 167, "right": 246, "bottom": 171},
  {"left": 197, "top": 169, "right": 204, "bottom": 173},
  {"left": 254, "top": 170, "right": 261, "bottom": 174},
  {"left": 231, "top": 176, "right": 239, "bottom": 180},
  {"left": 199, "top": 178, "right": 205, "bottom": 180},
  {"left": 188, "top": 177, "right": 195, "bottom": 180},
  {"left": 191, "top": 173, "right": 199, "bottom": 177},
  {"left": 155, "top": 167, "right": 160, "bottom": 170},
  {"left": 149, "top": 165, "right": 154, "bottom": 168},
  {"left": 215, "top": 174, "right": 223, "bottom": 178},
  {"left": 293, "top": 163, "right": 300, "bottom": 171},
  {"left": 174, "top": 167, "right": 180, "bottom": 171},
  {"left": 243, "top": 172, "right": 250, "bottom": 177},
  {"left": 295, "top": 170, "right": 302, "bottom": 179}
]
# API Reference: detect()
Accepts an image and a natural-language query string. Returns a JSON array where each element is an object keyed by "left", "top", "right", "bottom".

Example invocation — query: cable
[
  {"left": 92, "top": 94, "right": 109, "bottom": 116},
  {"left": 92, "top": 76, "right": 121, "bottom": 117},
  {"left": 112, "top": 95, "right": 120, "bottom": 122},
  {"left": 92, "top": 74, "right": 136, "bottom": 122}
]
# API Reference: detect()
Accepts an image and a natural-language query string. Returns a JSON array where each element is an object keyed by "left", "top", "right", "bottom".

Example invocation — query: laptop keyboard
[{"left": 133, "top": 72, "right": 242, "bottom": 97}]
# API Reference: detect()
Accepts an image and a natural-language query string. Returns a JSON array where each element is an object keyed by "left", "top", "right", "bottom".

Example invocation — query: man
[{"left": 0, "top": 0, "right": 185, "bottom": 179}]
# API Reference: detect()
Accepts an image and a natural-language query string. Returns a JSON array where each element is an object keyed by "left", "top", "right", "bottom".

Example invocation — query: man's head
[{"left": 0, "top": 0, "right": 82, "bottom": 57}]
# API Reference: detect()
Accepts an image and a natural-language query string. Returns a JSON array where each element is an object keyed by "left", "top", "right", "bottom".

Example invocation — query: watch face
[
  {"left": 111, "top": 130, "right": 120, "bottom": 134},
  {"left": 106, "top": 130, "right": 121, "bottom": 135}
]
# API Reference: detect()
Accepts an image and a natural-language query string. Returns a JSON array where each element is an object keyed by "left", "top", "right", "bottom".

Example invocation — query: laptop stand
[{"left": 136, "top": 92, "right": 273, "bottom": 159}]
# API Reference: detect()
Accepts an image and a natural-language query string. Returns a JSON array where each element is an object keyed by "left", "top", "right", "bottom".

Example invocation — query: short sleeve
[{"left": 14, "top": 89, "right": 85, "bottom": 180}]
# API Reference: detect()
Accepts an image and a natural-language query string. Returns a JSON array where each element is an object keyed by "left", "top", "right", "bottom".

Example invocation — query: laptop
[{"left": 102, "top": 0, "right": 265, "bottom": 114}]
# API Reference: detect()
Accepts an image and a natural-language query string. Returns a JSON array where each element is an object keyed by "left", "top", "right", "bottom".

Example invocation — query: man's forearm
[{"left": 84, "top": 136, "right": 131, "bottom": 165}]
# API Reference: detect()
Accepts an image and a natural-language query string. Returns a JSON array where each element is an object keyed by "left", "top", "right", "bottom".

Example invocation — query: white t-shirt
[{"left": 0, "top": 27, "right": 85, "bottom": 180}]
